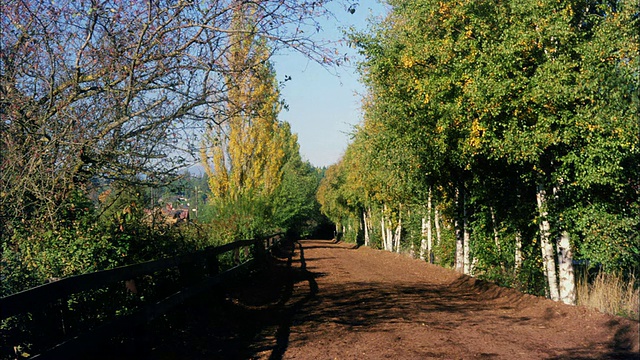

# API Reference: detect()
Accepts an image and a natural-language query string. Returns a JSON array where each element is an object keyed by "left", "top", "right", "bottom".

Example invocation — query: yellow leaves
[
  {"left": 401, "top": 54, "right": 415, "bottom": 68},
  {"left": 424, "top": 92, "right": 431, "bottom": 104},
  {"left": 201, "top": 6, "right": 290, "bottom": 203},
  {"left": 469, "top": 119, "right": 486, "bottom": 149},
  {"left": 586, "top": 123, "right": 601, "bottom": 132},
  {"left": 465, "top": 27, "right": 473, "bottom": 39},
  {"left": 438, "top": 2, "right": 451, "bottom": 16},
  {"left": 98, "top": 189, "right": 112, "bottom": 203}
]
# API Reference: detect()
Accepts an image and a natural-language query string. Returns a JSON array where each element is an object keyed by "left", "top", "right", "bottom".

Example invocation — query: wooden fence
[{"left": 0, "top": 233, "right": 285, "bottom": 359}]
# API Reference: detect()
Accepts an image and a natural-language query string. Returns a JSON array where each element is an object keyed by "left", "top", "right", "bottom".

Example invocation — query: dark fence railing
[{"left": 0, "top": 233, "right": 285, "bottom": 359}]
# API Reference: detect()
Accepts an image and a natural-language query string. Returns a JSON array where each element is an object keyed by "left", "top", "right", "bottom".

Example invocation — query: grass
[{"left": 576, "top": 271, "right": 639, "bottom": 321}]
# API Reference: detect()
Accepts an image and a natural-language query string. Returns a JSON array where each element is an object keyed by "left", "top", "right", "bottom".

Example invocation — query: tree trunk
[
  {"left": 557, "top": 230, "right": 576, "bottom": 305},
  {"left": 490, "top": 206, "right": 501, "bottom": 253},
  {"left": 363, "top": 208, "right": 370, "bottom": 247},
  {"left": 381, "top": 204, "right": 393, "bottom": 252},
  {"left": 368, "top": 209, "right": 373, "bottom": 245},
  {"left": 420, "top": 190, "right": 433, "bottom": 262},
  {"left": 381, "top": 212, "right": 388, "bottom": 251},
  {"left": 455, "top": 187, "right": 464, "bottom": 273},
  {"left": 420, "top": 216, "right": 427, "bottom": 261},
  {"left": 463, "top": 198, "right": 471, "bottom": 275},
  {"left": 514, "top": 230, "right": 522, "bottom": 274},
  {"left": 394, "top": 210, "right": 402, "bottom": 253},
  {"left": 434, "top": 207, "right": 441, "bottom": 246},
  {"left": 536, "top": 183, "right": 560, "bottom": 301},
  {"left": 380, "top": 216, "right": 385, "bottom": 249},
  {"left": 427, "top": 188, "right": 433, "bottom": 263},
  {"left": 387, "top": 223, "right": 393, "bottom": 251}
]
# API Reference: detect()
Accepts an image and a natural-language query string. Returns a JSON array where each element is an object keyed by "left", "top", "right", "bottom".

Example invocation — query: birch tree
[
  {"left": 345, "top": 0, "right": 638, "bottom": 299},
  {"left": 465, "top": 0, "right": 639, "bottom": 301}
]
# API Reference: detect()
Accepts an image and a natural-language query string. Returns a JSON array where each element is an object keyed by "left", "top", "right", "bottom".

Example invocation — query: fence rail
[{"left": 0, "top": 233, "right": 285, "bottom": 359}]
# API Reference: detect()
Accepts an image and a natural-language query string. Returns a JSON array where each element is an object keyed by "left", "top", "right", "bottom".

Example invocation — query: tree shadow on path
[
  {"left": 82, "top": 239, "right": 638, "bottom": 360},
  {"left": 268, "top": 240, "right": 318, "bottom": 360}
]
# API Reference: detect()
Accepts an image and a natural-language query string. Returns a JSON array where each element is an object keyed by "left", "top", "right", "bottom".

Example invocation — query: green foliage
[
  {"left": 1, "top": 190, "right": 124, "bottom": 296},
  {"left": 320, "top": 0, "right": 640, "bottom": 297},
  {"left": 200, "top": 192, "right": 272, "bottom": 244},
  {"left": 271, "top": 159, "right": 324, "bottom": 238},
  {"left": 199, "top": 147, "right": 326, "bottom": 244},
  {"left": 568, "top": 203, "right": 640, "bottom": 272},
  {"left": 432, "top": 215, "right": 457, "bottom": 269},
  {"left": 1, "top": 224, "right": 122, "bottom": 297},
  {"left": 1, "top": 185, "right": 206, "bottom": 297}
]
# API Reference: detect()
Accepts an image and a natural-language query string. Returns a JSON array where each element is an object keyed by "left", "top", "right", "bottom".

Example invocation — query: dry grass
[{"left": 577, "top": 271, "right": 639, "bottom": 320}]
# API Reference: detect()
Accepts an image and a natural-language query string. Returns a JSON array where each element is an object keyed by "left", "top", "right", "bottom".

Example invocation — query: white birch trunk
[
  {"left": 454, "top": 187, "right": 464, "bottom": 273},
  {"left": 387, "top": 224, "right": 393, "bottom": 251},
  {"left": 557, "top": 230, "right": 576, "bottom": 305},
  {"left": 455, "top": 221, "right": 464, "bottom": 273},
  {"left": 380, "top": 216, "right": 385, "bottom": 249},
  {"left": 380, "top": 213, "right": 388, "bottom": 251},
  {"left": 420, "top": 216, "right": 427, "bottom": 261},
  {"left": 514, "top": 231, "right": 522, "bottom": 273},
  {"left": 427, "top": 189, "right": 433, "bottom": 263},
  {"left": 381, "top": 204, "right": 393, "bottom": 252},
  {"left": 463, "top": 202, "right": 471, "bottom": 275},
  {"left": 536, "top": 183, "right": 560, "bottom": 301},
  {"left": 365, "top": 208, "right": 373, "bottom": 246},
  {"left": 394, "top": 211, "right": 402, "bottom": 253},
  {"left": 434, "top": 208, "right": 441, "bottom": 246},
  {"left": 363, "top": 209, "right": 370, "bottom": 247},
  {"left": 490, "top": 206, "right": 501, "bottom": 253}
]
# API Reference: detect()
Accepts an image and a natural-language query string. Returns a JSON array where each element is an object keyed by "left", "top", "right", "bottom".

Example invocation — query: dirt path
[{"left": 97, "top": 239, "right": 639, "bottom": 359}]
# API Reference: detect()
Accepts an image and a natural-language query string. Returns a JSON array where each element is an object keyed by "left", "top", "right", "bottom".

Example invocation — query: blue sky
[{"left": 273, "top": 1, "right": 388, "bottom": 168}]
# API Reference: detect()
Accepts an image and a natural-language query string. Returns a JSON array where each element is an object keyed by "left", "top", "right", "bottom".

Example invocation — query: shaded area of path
[{"left": 88, "top": 239, "right": 638, "bottom": 359}]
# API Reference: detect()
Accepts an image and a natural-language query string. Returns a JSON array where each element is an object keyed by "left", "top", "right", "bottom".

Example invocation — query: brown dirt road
[{"left": 99, "top": 239, "right": 639, "bottom": 359}]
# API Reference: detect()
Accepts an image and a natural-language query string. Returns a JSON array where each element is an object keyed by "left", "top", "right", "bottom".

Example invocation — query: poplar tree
[
  {"left": 200, "top": 2, "right": 304, "bottom": 240},
  {"left": 201, "top": 2, "right": 288, "bottom": 201}
]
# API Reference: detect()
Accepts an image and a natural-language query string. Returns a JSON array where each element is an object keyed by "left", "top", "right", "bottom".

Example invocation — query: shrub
[{"left": 577, "top": 271, "right": 639, "bottom": 320}]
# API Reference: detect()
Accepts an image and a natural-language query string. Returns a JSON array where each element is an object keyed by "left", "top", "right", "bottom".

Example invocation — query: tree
[
  {"left": 1, "top": 0, "right": 342, "bottom": 240},
  {"left": 201, "top": 3, "right": 288, "bottom": 203},
  {"left": 271, "top": 154, "right": 325, "bottom": 238},
  {"left": 1, "top": 0, "right": 351, "bottom": 297},
  {"left": 343, "top": 0, "right": 638, "bottom": 303},
  {"left": 466, "top": 0, "right": 639, "bottom": 303},
  {"left": 200, "top": 1, "right": 330, "bottom": 241}
]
